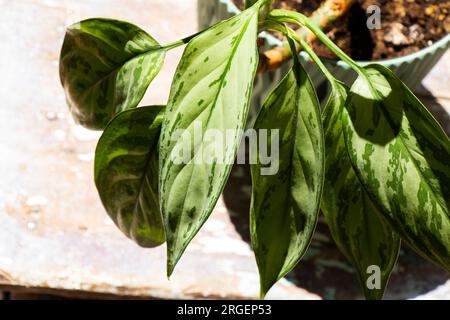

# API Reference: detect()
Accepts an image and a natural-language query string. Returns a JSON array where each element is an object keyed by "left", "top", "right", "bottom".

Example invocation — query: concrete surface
[{"left": 0, "top": 0, "right": 319, "bottom": 300}]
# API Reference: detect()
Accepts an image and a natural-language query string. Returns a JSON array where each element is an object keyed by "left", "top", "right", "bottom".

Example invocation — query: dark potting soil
[{"left": 234, "top": 0, "right": 450, "bottom": 60}]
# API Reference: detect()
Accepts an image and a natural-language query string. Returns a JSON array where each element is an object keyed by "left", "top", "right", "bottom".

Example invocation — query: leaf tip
[
  {"left": 258, "top": 277, "right": 276, "bottom": 300},
  {"left": 166, "top": 248, "right": 181, "bottom": 280},
  {"left": 166, "top": 259, "right": 175, "bottom": 279},
  {"left": 259, "top": 288, "right": 268, "bottom": 300}
]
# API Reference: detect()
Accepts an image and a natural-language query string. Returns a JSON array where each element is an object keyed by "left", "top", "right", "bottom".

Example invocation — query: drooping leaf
[
  {"left": 159, "top": 7, "right": 260, "bottom": 276},
  {"left": 250, "top": 51, "right": 324, "bottom": 298},
  {"left": 60, "top": 18, "right": 165, "bottom": 130},
  {"left": 322, "top": 80, "right": 400, "bottom": 300},
  {"left": 95, "top": 106, "right": 165, "bottom": 247},
  {"left": 342, "top": 64, "right": 450, "bottom": 271}
]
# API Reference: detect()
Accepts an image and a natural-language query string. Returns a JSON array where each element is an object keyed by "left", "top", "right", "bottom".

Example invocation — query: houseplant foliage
[{"left": 59, "top": 0, "right": 450, "bottom": 299}]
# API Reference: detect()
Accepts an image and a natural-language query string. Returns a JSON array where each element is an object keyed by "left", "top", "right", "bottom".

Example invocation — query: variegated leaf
[
  {"left": 60, "top": 18, "right": 165, "bottom": 130},
  {"left": 342, "top": 64, "right": 450, "bottom": 271},
  {"left": 250, "top": 55, "right": 324, "bottom": 297},
  {"left": 159, "top": 6, "right": 260, "bottom": 275},
  {"left": 322, "top": 80, "right": 400, "bottom": 300},
  {"left": 95, "top": 106, "right": 165, "bottom": 247}
]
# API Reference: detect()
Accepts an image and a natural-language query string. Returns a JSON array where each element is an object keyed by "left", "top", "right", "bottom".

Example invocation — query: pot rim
[{"left": 219, "top": 0, "right": 450, "bottom": 67}]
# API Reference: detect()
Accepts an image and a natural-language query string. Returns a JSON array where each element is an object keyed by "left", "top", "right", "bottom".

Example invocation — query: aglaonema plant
[{"left": 59, "top": 0, "right": 450, "bottom": 299}]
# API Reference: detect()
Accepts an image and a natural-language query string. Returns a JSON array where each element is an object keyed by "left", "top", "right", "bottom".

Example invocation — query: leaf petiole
[
  {"left": 260, "top": 20, "right": 338, "bottom": 87},
  {"left": 268, "top": 9, "right": 364, "bottom": 75},
  {"left": 287, "top": 28, "right": 337, "bottom": 86},
  {"left": 161, "top": 31, "right": 203, "bottom": 51}
]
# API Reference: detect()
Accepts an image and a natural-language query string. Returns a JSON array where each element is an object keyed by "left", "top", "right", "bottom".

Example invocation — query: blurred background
[{"left": 0, "top": 0, "right": 449, "bottom": 300}]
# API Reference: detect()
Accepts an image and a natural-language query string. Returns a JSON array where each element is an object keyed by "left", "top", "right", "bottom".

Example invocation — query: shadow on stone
[{"left": 223, "top": 160, "right": 448, "bottom": 300}]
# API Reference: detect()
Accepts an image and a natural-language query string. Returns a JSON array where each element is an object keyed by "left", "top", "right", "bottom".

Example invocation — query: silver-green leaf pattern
[
  {"left": 342, "top": 64, "right": 450, "bottom": 271},
  {"left": 322, "top": 80, "right": 400, "bottom": 300},
  {"left": 250, "top": 56, "right": 324, "bottom": 298},
  {"left": 60, "top": 18, "right": 165, "bottom": 130},
  {"left": 95, "top": 106, "right": 165, "bottom": 247},
  {"left": 159, "top": 7, "right": 260, "bottom": 276}
]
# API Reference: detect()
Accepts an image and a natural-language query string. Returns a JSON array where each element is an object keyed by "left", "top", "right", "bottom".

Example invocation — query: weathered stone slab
[
  {"left": 0, "top": 0, "right": 319, "bottom": 300},
  {"left": 0, "top": 0, "right": 448, "bottom": 300}
]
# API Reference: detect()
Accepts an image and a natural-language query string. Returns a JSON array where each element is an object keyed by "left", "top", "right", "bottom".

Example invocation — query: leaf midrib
[
  {"left": 131, "top": 139, "right": 160, "bottom": 220},
  {"left": 281, "top": 82, "right": 320, "bottom": 277},
  {"left": 180, "top": 16, "right": 255, "bottom": 198},
  {"left": 77, "top": 46, "right": 164, "bottom": 103},
  {"left": 203, "top": 13, "right": 255, "bottom": 129},
  {"left": 168, "top": 11, "right": 257, "bottom": 262}
]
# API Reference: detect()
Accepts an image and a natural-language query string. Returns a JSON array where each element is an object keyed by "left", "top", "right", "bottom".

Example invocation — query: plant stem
[
  {"left": 259, "top": 0, "right": 357, "bottom": 72},
  {"left": 300, "top": 41, "right": 336, "bottom": 84},
  {"left": 162, "top": 32, "right": 202, "bottom": 51},
  {"left": 286, "top": 36, "right": 303, "bottom": 83},
  {"left": 258, "top": 0, "right": 275, "bottom": 20},
  {"left": 264, "top": 23, "right": 338, "bottom": 86},
  {"left": 298, "top": 0, "right": 357, "bottom": 44},
  {"left": 246, "top": 0, "right": 273, "bottom": 9},
  {"left": 269, "top": 9, "right": 363, "bottom": 74},
  {"left": 288, "top": 29, "right": 337, "bottom": 85},
  {"left": 258, "top": 20, "right": 292, "bottom": 72}
]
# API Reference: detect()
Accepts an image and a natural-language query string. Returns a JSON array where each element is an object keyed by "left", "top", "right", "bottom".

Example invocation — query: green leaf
[
  {"left": 322, "top": 81, "right": 400, "bottom": 300},
  {"left": 342, "top": 64, "right": 450, "bottom": 271},
  {"left": 95, "top": 106, "right": 165, "bottom": 247},
  {"left": 247, "top": 0, "right": 273, "bottom": 21},
  {"left": 159, "top": 7, "right": 260, "bottom": 276},
  {"left": 60, "top": 18, "right": 165, "bottom": 130},
  {"left": 250, "top": 53, "right": 324, "bottom": 298}
]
